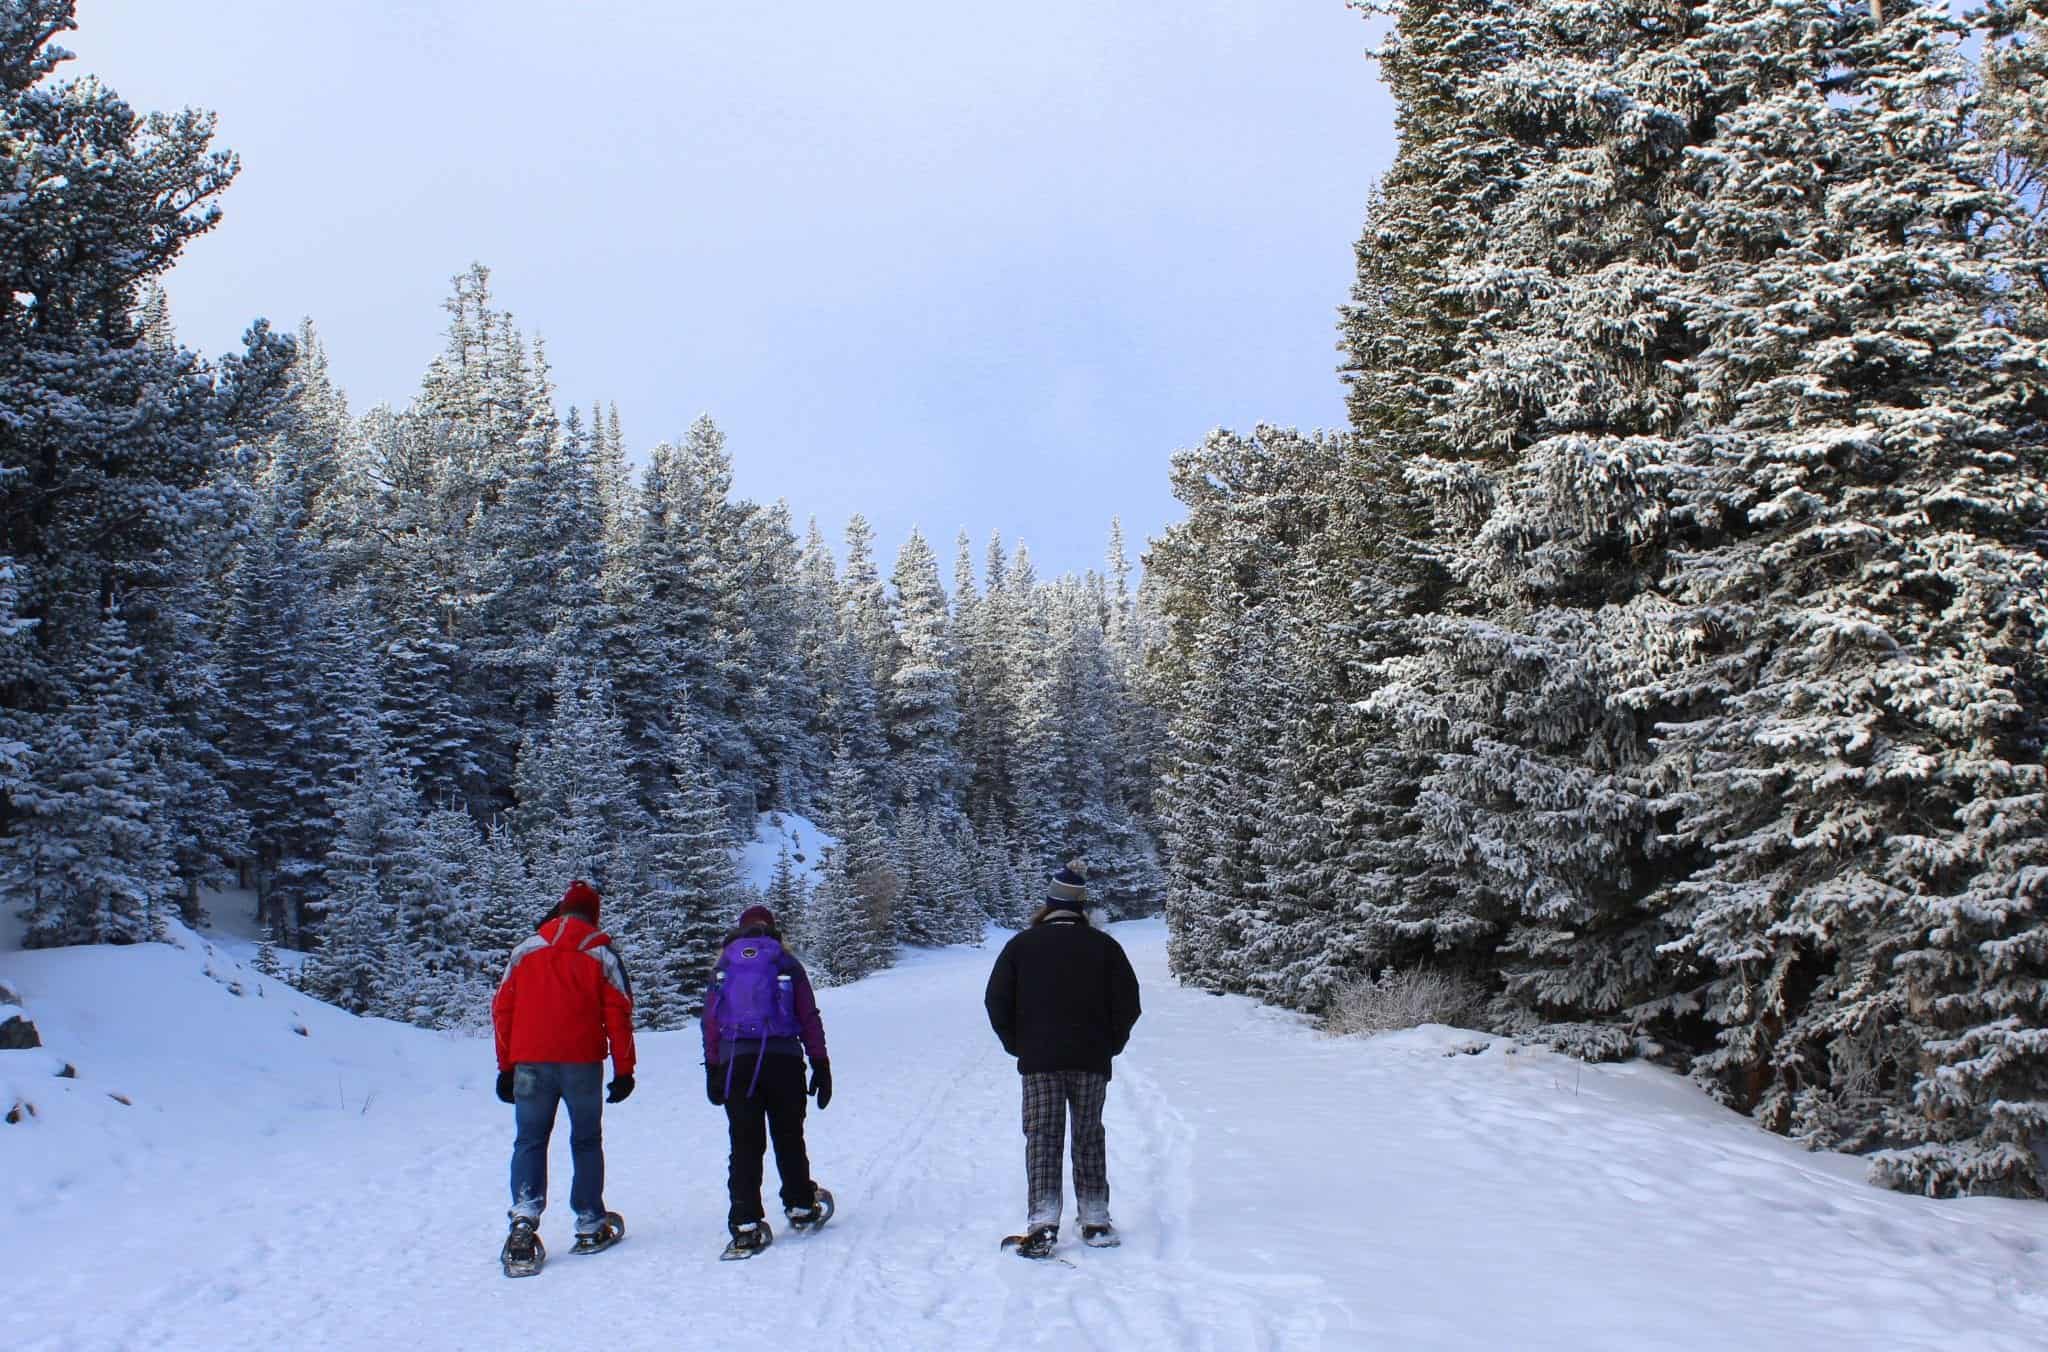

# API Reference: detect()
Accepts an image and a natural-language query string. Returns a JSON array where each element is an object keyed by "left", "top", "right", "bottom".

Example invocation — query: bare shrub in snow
[{"left": 1323, "top": 967, "right": 1486, "bottom": 1037}]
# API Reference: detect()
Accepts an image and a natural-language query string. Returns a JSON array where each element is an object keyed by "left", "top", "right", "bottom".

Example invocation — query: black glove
[
  {"left": 706, "top": 1063, "right": 726, "bottom": 1107},
  {"left": 606, "top": 1073, "right": 634, "bottom": 1104},
  {"left": 496, "top": 1069, "right": 516, "bottom": 1104},
  {"left": 808, "top": 1059, "right": 832, "bottom": 1110}
]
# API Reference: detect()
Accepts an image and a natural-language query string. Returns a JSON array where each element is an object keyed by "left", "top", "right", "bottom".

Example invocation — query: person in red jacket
[{"left": 491, "top": 879, "right": 636, "bottom": 1271}]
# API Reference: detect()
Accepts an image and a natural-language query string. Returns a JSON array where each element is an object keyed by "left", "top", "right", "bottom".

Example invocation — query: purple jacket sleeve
[
  {"left": 701, "top": 982, "right": 721, "bottom": 1065},
  {"left": 790, "top": 961, "right": 829, "bottom": 1063}
]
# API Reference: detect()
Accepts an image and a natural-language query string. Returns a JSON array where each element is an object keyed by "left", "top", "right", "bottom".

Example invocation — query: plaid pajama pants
[{"left": 1022, "top": 1070, "right": 1110, "bottom": 1230}]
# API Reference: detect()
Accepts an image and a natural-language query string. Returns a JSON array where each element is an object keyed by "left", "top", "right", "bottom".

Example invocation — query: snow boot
[
  {"left": 1001, "top": 1224, "right": 1059, "bottom": 1260},
  {"left": 720, "top": 1219, "right": 773, "bottom": 1261},
  {"left": 1081, "top": 1222, "right": 1120, "bottom": 1248},
  {"left": 572, "top": 1212, "right": 625, "bottom": 1255},
  {"left": 501, "top": 1216, "right": 545, "bottom": 1278},
  {"left": 785, "top": 1187, "right": 834, "bottom": 1234}
]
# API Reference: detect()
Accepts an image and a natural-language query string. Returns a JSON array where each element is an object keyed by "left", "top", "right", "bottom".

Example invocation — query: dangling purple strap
[
  {"left": 745, "top": 1032, "right": 768, "bottom": 1097},
  {"left": 720, "top": 1032, "right": 773, "bottom": 1101}
]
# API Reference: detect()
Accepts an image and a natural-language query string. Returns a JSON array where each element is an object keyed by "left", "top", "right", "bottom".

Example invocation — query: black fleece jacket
[{"left": 984, "top": 915, "right": 1142, "bottom": 1078}]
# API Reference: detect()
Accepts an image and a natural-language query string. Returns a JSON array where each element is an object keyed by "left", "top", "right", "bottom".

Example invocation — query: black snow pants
[{"left": 722, "top": 1052, "right": 817, "bottom": 1228}]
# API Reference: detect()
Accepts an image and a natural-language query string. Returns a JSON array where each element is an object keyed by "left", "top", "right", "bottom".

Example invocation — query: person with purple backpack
[{"left": 701, "top": 903, "right": 833, "bottom": 1259}]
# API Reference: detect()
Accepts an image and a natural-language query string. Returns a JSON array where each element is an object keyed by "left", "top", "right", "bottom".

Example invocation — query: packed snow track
[{"left": 6, "top": 921, "right": 2048, "bottom": 1350}]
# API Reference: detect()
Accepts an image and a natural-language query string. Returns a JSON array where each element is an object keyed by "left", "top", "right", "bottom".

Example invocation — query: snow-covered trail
[{"left": 8, "top": 921, "right": 2048, "bottom": 1350}]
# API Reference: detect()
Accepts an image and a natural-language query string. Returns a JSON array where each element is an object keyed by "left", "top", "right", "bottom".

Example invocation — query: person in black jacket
[{"left": 983, "top": 861, "right": 1141, "bottom": 1257}]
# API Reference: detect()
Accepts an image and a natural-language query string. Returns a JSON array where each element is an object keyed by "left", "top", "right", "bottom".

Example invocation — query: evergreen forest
[{"left": 4, "top": 0, "right": 2047, "bottom": 1202}]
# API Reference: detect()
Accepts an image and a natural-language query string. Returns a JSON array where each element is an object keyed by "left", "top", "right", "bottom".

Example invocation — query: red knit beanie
[
  {"left": 738, "top": 904, "right": 776, "bottom": 931},
  {"left": 560, "top": 879, "right": 602, "bottom": 921}
]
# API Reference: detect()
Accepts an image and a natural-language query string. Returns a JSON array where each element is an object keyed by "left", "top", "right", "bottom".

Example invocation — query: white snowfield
[{"left": 5, "top": 919, "right": 2048, "bottom": 1351}]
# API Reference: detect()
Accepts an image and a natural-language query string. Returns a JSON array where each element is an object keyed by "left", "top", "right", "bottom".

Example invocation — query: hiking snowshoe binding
[
  {"left": 572, "top": 1211, "right": 625, "bottom": 1255},
  {"left": 501, "top": 1217, "right": 545, "bottom": 1278},
  {"left": 1081, "top": 1222, "right": 1120, "bottom": 1248},
  {"left": 720, "top": 1219, "right": 773, "bottom": 1261},
  {"left": 1002, "top": 1224, "right": 1059, "bottom": 1260},
  {"left": 785, "top": 1187, "right": 834, "bottom": 1233}
]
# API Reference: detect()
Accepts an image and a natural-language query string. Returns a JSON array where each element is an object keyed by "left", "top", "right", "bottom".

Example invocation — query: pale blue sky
[{"left": 73, "top": 1, "right": 1393, "bottom": 578}]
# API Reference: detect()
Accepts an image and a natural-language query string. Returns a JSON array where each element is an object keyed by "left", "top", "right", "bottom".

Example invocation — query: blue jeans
[{"left": 509, "top": 1062, "right": 606, "bottom": 1232}]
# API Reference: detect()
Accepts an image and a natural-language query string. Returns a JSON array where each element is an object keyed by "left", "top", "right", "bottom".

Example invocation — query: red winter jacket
[{"left": 492, "top": 914, "right": 637, "bottom": 1075}]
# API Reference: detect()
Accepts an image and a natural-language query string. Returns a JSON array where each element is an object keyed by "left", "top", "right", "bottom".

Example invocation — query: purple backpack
[{"left": 716, "top": 936, "right": 800, "bottom": 1046}]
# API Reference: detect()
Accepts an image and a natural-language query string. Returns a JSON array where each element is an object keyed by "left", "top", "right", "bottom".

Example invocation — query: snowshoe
[
  {"left": 501, "top": 1217, "right": 545, "bottom": 1278},
  {"left": 785, "top": 1188, "right": 834, "bottom": 1234},
  {"left": 1081, "top": 1222, "right": 1121, "bottom": 1248},
  {"left": 1000, "top": 1224, "right": 1059, "bottom": 1260},
  {"left": 572, "top": 1211, "right": 625, "bottom": 1255},
  {"left": 719, "top": 1220, "right": 773, "bottom": 1261}
]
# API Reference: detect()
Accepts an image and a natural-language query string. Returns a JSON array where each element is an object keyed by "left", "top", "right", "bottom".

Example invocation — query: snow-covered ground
[
  {"left": 736, "top": 810, "right": 837, "bottom": 892},
  {"left": 5, "top": 919, "right": 2048, "bottom": 1350}
]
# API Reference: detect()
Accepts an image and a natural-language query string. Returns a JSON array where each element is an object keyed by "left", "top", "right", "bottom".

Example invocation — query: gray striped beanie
[{"left": 1046, "top": 859, "right": 1088, "bottom": 906}]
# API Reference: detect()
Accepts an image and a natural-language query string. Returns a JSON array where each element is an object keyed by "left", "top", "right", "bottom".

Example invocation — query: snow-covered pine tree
[
  {"left": 134, "top": 281, "right": 175, "bottom": 352},
  {"left": 1349, "top": 0, "right": 1694, "bottom": 1048},
  {"left": 823, "top": 743, "right": 890, "bottom": 879},
  {"left": 397, "top": 269, "right": 595, "bottom": 814},
  {"left": 258, "top": 320, "right": 350, "bottom": 535},
  {"left": 587, "top": 400, "right": 634, "bottom": 549},
  {"left": 600, "top": 430, "right": 751, "bottom": 821},
  {"left": 0, "top": 2, "right": 292, "bottom": 941},
  {"left": 300, "top": 754, "right": 432, "bottom": 1018},
  {"left": 313, "top": 401, "right": 481, "bottom": 798},
  {"left": 413, "top": 806, "right": 488, "bottom": 1027},
  {"left": 0, "top": 559, "right": 34, "bottom": 825},
  {"left": 216, "top": 489, "right": 355, "bottom": 945},
  {"left": 151, "top": 580, "right": 249, "bottom": 929},
  {"left": 796, "top": 517, "right": 886, "bottom": 804},
  {"left": 820, "top": 742, "right": 899, "bottom": 965},
  {"left": 297, "top": 637, "right": 435, "bottom": 1020},
  {"left": 735, "top": 500, "right": 826, "bottom": 813},
  {"left": 889, "top": 807, "right": 932, "bottom": 943},
  {"left": 840, "top": 513, "right": 901, "bottom": 809},
  {"left": 3, "top": 609, "right": 178, "bottom": 946},
  {"left": 513, "top": 661, "right": 651, "bottom": 899},
  {"left": 1147, "top": 417, "right": 1451, "bottom": 1004},
  {"left": 828, "top": 632, "right": 891, "bottom": 806},
  {"left": 640, "top": 717, "right": 743, "bottom": 1026},
  {"left": 1339, "top": 0, "right": 1526, "bottom": 452},
  {"left": 1004, "top": 548, "right": 1064, "bottom": 861},
  {"left": 762, "top": 843, "right": 811, "bottom": 955},
  {"left": 377, "top": 587, "right": 482, "bottom": 811},
  {"left": 965, "top": 821, "right": 1038, "bottom": 929},
  {"left": 538, "top": 396, "right": 609, "bottom": 660},
  {"left": 805, "top": 843, "right": 890, "bottom": 986},
  {"left": 1102, "top": 518, "right": 1165, "bottom": 838},
  {"left": 470, "top": 818, "right": 537, "bottom": 977},
  {"left": 888, "top": 528, "right": 964, "bottom": 818},
  {"left": 677, "top": 415, "right": 765, "bottom": 819},
  {"left": 252, "top": 938, "right": 283, "bottom": 980},
  {"left": 841, "top": 513, "right": 899, "bottom": 688},
  {"left": 1148, "top": 433, "right": 1296, "bottom": 991},
  {"left": 1605, "top": 0, "right": 2048, "bottom": 1192},
  {"left": 595, "top": 439, "right": 688, "bottom": 804},
  {"left": 891, "top": 809, "right": 980, "bottom": 946},
  {"left": 1318, "top": 0, "right": 2048, "bottom": 1190},
  {"left": 959, "top": 531, "right": 1018, "bottom": 833},
  {"left": 950, "top": 530, "right": 986, "bottom": 815},
  {"left": 1044, "top": 579, "right": 1162, "bottom": 916}
]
